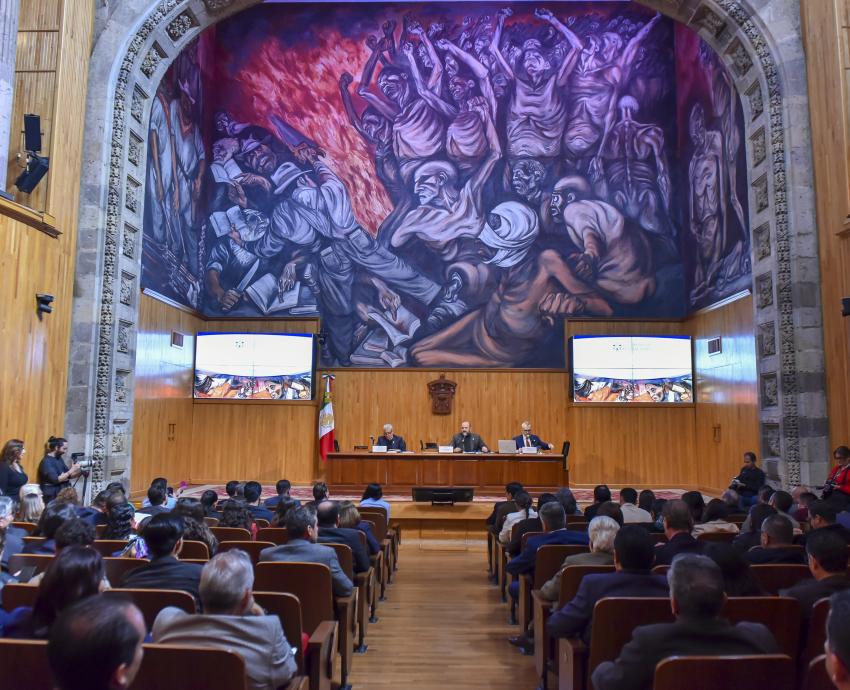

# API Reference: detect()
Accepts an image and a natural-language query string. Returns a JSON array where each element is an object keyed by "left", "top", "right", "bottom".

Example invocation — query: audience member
[
  {"left": 555, "top": 488, "right": 583, "bottom": 516},
  {"left": 307, "top": 481, "right": 329, "bottom": 508},
  {"left": 547, "top": 525, "right": 668, "bottom": 643},
  {"left": 793, "top": 489, "right": 817, "bottom": 524},
  {"left": 141, "top": 477, "right": 178, "bottom": 510},
  {"left": 121, "top": 513, "right": 204, "bottom": 606},
  {"left": 650, "top": 498, "right": 667, "bottom": 532},
  {"left": 653, "top": 500, "right": 703, "bottom": 566},
  {"left": 595, "top": 501, "right": 625, "bottom": 527},
  {"left": 316, "top": 500, "right": 370, "bottom": 573},
  {"left": 221, "top": 480, "right": 240, "bottom": 507},
  {"left": 152, "top": 550, "right": 297, "bottom": 690},
  {"left": 259, "top": 507, "right": 353, "bottom": 596},
  {"left": 173, "top": 497, "right": 218, "bottom": 556},
  {"left": 779, "top": 527, "right": 850, "bottom": 621},
  {"left": 103, "top": 501, "right": 147, "bottom": 558},
  {"left": 507, "top": 493, "right": 552, "bottom": 558},
  {"left": 16, "top": 484, "right": 44, "bottom": 523},
  {"left": 105, "top": 481, "right": 126, "bottom": 497},
  {"left": 137, "top": 483, "right": 170, "bottom": 518},
  {"left": 769, "top": 490, "right": 800, "bottom": 529},
  {"left": 243, "top": 481, "right": 274, "bottom": 522},
  {"left": 638, "top": 489, "right": 655, "bottom": 515},
  {"left": 806, "top": 500, "right": 850, "bottom": 544},
  {"left": 619, "top": 487, "right": 652, "bottom": 524},
  {"left": 680, "top": 491, "right": 706, "bottom": 526},
  {"left": 539, "top": 515, "right": 619, "bottom": 602},
  {"left": 746, "top": 514, "right": 805, "bottom": 564},
  {"left": 200, "top": 489, "right": 221, "bottom": 519},
  {"left": 584, "top": 485, "right": 612, "bottom": 520},
  {"left": 265, "top": 479, "right": 298, "bottom": 509},
  {"left": 730, "top": 451, "right": 766, "bottom": 509},
  {"left": 486, "top": 482, "right": 523, "bottom": 534},
  {"left": 5, "top": 545, "right": 105, "bottom": 638},
  {"left": 825, "top": 445, "right": 850, "bottom": 510},
  {"left": 731, "top": 503, "right": 777, "bottom": 553},
  {"left": 499, "top": 491, "right": 536, "bottom": 545},
  {"left": 79, "top": 489, "right": 110, "bottom": 526},
  {"left": 720, "top": 489, "right": 740, "bottom": 511},
  {"left": 26, "top": 502, "right": 77, "bottom": 554},
  {"left": 338, "top": 501, "right": 380, "bottom": 555},
  {"left": 270, "top": 498, "right": 300, "bottom": 528},
  {"left": 825, "top": 590, "right": 850, "bottom": 689},
  {"left": 48, "top": 596, "right": 146, "bottom": 690},
  {"left": 360, "top": 483, "right": 391, "bottom": 519},
  {"left": 0, "top": 495, "right": 23, "bottom": 569},
  {"left": 591, "top": 553, "right": 779, "bottom": 690},
  {"left": 691, "top": 499, "right": 739, "bottom": 536},
  {"left": 219, "top": 501, "right": 256, "bottom": 537},
  {"left": 0, "top": 439, "right": 28, "bottom": 505},
  {"left": 703, "top": 542, "right": 765, "bottom": 596},
  {"left": 756, "top": 484, "right": 775, "bottom": 506},
  {"left": 27, "top": 519, "right": 98, "bottom": 586}
]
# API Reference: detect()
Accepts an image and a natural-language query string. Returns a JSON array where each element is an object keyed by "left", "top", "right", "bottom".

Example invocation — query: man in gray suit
[
  {"left": 259, "top": 506, "right": 354, "bottom": 596},
  {"left": 451, "top": 420, "right": 489, "bottom": 453},
  {"left": 152, "top": 550, "right": 297, "bottom": 690}
]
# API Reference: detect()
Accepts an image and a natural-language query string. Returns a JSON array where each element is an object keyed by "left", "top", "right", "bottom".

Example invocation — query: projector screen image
[
  {"left": 571, "top": 335, "right": 693, "bottom": 404},
  {"left": 194, "top": 332, "right": 314, "bottom": 400}
]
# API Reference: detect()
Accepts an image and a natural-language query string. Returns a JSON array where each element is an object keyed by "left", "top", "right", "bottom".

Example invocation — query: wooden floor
[{"left": 348, "top": 540, "right": 535, "bottom": 689}]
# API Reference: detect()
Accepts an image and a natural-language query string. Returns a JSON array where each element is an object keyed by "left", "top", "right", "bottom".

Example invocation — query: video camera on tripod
[{"left": 71, "top": 452, "right": 93, "bottom": 472}]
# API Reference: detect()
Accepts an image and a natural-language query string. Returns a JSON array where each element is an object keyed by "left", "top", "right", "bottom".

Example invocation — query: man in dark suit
[
  {"left": 265, "top": 479, "right": 299, "bottom": 509},
  {"left": 653, "top": 499, "right": 703, "bottom": 566},
  {"left": 507, "top": 493, "right": 555, "bottom": 558},
  {"left": 802, "top": 500, "right": 850, "bottom": 545},
  {"left": 121, "top": 513, "right": 204, "bottom": 606},
  {"left": 315, "top": 500, "right": 370, "bottom": 574},
  {"left": 546, "top": 525, "right": 669, "bottom": 643},
  {"left": 584, "top": 485, "right": 612, "bottom": 520},
  {"left": 486, "top": 482, "right": 522, "bottom": 580},
  {"left": 451, "top": 421, "right": 489, "bottom": 453},
  {"left": 243, "top": 481, "right": 274, "bottom": 522},
  {"left": 513, "top": 421, "right": 554, "bottom": 451},
  {"left": 825, "top": 590, "right": 850, "bottom": 689},
  {"left": 746, "top": 514, "right": 806, "bottom": 564},
  {"left": 780, "top": 527, "right": 850, "bottom": 621},
  {"left": 377, "top": 424, "right": 406, "bottom": 451},
  {"left": 136, "top": 484, "right": 170, "bottom": 518},
  {"left": 591, "top": 553, "right": 779, "bottom": 690}
]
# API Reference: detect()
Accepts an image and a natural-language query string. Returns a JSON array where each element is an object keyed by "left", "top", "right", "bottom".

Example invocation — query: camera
[{"left": 71, "top": 452, "right": 93, "bottom": 470}]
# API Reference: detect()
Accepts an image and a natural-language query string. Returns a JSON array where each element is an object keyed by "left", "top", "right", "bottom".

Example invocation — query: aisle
[{"left": 347, "top": 541, "right": 536, "bottom": 689}]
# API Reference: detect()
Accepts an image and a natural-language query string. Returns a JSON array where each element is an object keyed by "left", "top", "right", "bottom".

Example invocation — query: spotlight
[
  {"left": 15, "top": 153, "right": 49, "bottom": 194},
  {"left": 36, "top": 293, "right": 54, "bottom": 316}
]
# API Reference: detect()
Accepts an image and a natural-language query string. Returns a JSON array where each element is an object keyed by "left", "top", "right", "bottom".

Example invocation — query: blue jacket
[
  {"left": 547, "top": 570, "right": 669, "bottom": 643},
  {"left": 513, "top": 433, "right": 551, "bottom": 450},
  {"left": 506, "top": 529, "right": 590, "bottom": 576}
]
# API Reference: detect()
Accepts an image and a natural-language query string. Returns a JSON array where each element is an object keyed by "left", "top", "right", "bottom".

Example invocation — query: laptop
[{"left": 498, "top": 439, "right": 517, "bottom": 454}]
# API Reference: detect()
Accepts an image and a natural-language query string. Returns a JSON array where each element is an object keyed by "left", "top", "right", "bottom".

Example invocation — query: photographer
[
  {"left": 823, "top": 446, "right": 850, "bottom": 510},
  {"left": 730, "top": 452, "right": 766, "bottom": 510},
  {"left": 37, "top": 437, "right": 82, "bottom": 503}
]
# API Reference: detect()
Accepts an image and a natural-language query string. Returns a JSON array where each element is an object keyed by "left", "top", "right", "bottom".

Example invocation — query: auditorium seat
[
  {"left": 518, "top": 545, "right": 589, "bottom": 635},
  {"left": 653, "top": 654, "right": 795, "bottom": 690},
  {"left": 254, "top": 561, "right": 355, "bottom": 688},
  {"left": 359, "top": 508, "right": 396, "bottom": 579},
  {"left": 653, "top": 564, "right": 670, "bottom": 575},
  {"left": 10, "top": 521, "right": 37, "bottom": 534},
  {"left": 91, "top": 539, "right": 130, "bottom": 556},
  {"left": 203, "top": 517, "right": 219, "bottom": 527},
  {"left": 95, "top": 524, "right": 107, "bottom": 537},
  {"left": 217, "top": 540, "right": 276, "bottom": 565},
  {"left": 696, "top": 531, "right": 738, "bottom": 543},
  {"left": 0, "top": 639, "right": 52, "bottom": 690},
  {"left": 8, "top": 553, "right": 53, "bottom": 576},
  {"left": 103, "top": 556, "right": 147, "bottom": 585},
  {"left": 354, "top": 529, "right": 379, "bottom": 624},
  {"left": 520, "top": 530, "right": 545, "bottom": 550},
  {"left": 322, "top": 542, "right": 367, "bottom": 655},
  {"left": 801, "top": 597, "right": 831, "bottom": 670},
  {"left": 721, "top": 596, "right": 801, "bottom": 658},
  {"left": 1, "top": 582, "right": 38, "bottom": 611},
  {"left": 103, "top": 588, "right": 195, "bottom": 631},
  {"left": 750, "top": 564, "right": 813, "bottom": 594},
  {"left": 209, "top": 526, "right": 252, "bottom": 542},
  {"left": 255, "top": 518, "right": 270, "bottom": 528},
  {"left": 802, "top": 655, "right": 833, "bottom": 690},
  {"left": 22, "top": 535, "right": 45, "bottom": 546},
  {"left": 253, "top": 591, "right": 337, "bottom": 690},
  {"left": 361, "top": 519, "right": 387, "bottom": 605},
  {"left": 256, "top": 527, "right": 289, "bottom": 545},
  {"left": 178, "top": 540, "right": 210, "bottom": 560}
]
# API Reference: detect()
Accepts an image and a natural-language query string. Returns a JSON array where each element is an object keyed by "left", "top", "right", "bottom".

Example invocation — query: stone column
[{"left": 0, "top": 0, "right": 20, "bottom": 190}]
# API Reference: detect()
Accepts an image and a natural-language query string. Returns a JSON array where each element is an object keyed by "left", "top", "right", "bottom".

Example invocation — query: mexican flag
[{"left": 318, "top": 374, "right": 335, "bottom": 461}]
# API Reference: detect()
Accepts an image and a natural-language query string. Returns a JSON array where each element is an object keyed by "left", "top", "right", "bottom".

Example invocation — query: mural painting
[{"left": 141, "top": 2, "right": 751, "bottom": 368}]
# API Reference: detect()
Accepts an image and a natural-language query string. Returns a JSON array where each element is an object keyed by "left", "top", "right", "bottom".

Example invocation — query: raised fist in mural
[
  {"left": 534, "top": 8, "right": 555, "bottom": 22},
  {"left": 428, "top": 22, "right": 445, "bottom": 38},
  {"left": 435, "top": 38, "right": 453, "bottom": 51},
  {"left": 339, "top": 71, "right": 354, "bottom": 89},
  {"left": 497, "top": 7, "right": 513, "bottom": 22},
  {"left": 407, "top": 19, "right": 425, "bottom": 37},
  {"left": 382, "top": 19, "right": 396, "bottom": 38},
  {"left": 366, "top": 34, "right": 379, "bottom": 50}
]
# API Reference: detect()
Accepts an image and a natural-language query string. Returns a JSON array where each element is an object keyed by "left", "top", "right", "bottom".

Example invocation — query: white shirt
[
  {"left": 620, "top": 503, "right": 653, "bottom": 524},
  {"left": 499, "top": 508, "right": 538, "bottom": 544}
]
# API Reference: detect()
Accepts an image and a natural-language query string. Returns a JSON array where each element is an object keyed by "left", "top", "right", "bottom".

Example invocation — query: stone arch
[{"left": 67, "top": 0, "right": 827, "bottom": 492}]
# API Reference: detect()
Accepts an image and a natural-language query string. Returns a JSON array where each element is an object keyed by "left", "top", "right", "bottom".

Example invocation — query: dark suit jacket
[
  {"left": 584, "top": 503, "right": 602, "bottom": 520},
  {"left": 507, "top": 517, "right": 543, "bottom": 557},
  {"left": 733, "top": 530, "right": 762, "bottom": 553},
  {"left": 746, "top": 545, "right": 806, "bottom": 565},
  {"left": 507, "top": 529, "right": 590, "bottom": 576},
  {"left": 780, "top": 574, "right": 850, "bottom": 620},
  {"left": 1, "top": 526, "right": 25, "bottom": 568},
  {"left": 512, "top": 433, "right": 550, "bottom": 450},
  {"left": 22, "top": 539, "right": 55, "bottom": 555},
  {"left": 247, "top": 504, "right": 275, "bottom": 522},
  {"left": 450, "top": 432, "right": 487, "bottom": 452},
  {"left": 653, "top": 532, "right": 703, "bottom": 566},
  {"left": 796, "top": 523, "right": 850, "bottom": 547},
  {"left": 318, "top": 526, "right": 370, "bottom": 573},
  {"left": 120, "top": 555, "right": 203, "bottom": 606},
  {"left": 591, "top": 616, "right": 779, "bottom": 690},
  {"left": 546, "top": 570, "right": 669, "bottom": 643},
  {"left": 377, "top": 435, "right": 406, "bottom": 451},
  {"left": 487, "top": 500, "right": 517, "bottom": 534},
  {"left": 137, "top": 504, "right": 170, "bottom": 517}
]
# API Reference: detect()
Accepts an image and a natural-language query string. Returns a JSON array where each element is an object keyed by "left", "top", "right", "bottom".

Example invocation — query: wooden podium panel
[{"left": 326, "top": 452, "right": 567, "bottom": 492}]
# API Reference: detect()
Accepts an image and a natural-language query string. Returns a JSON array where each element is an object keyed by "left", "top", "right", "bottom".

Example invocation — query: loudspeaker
[
  {"left": 561, "top": 441, "right": 571, "bottom": 470},
  {"left": 842, "top": 297, "right": 850, "bottom": 317},
  {"left": 36, "top": 293, "right": 54, "bottom": 315},
  {"left": 14, "top": 154, "right": 49, "bottom": 194},
  {"left": 23, "top": 114, "right": 41, "bottom": 152}
]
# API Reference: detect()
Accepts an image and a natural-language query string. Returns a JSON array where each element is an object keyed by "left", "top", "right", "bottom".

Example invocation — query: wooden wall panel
[
  {"left": 802, "top": 0, "right": 850, "bottom": 452},
  {"left": 0, "top": 1, "right": 93, "bottom": 471}
]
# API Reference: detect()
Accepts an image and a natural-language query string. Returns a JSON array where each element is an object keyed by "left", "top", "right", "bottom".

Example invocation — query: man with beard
[
  {"left": 511, "top": 157, "right": 558, "bottom": 232},
  {"left": 228, "top": 135, "right": 289, "bottom": 211}
]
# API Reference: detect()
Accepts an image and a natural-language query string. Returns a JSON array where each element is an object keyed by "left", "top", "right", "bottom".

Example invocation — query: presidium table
[{"left": 326, "top": 451, "right": 569, "bottom": 493}]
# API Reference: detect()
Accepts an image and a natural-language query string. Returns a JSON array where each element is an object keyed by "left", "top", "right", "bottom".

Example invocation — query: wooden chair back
[
  {"left": 178, "top": 540, "right": 210, "bottom": 560},
  {"left": 558, "top": 565, "right": 615, "bottom": 606},
  {"left": 722, "top": 596, "right": 801, "bottom": 657},
  {"left": 322, "top": 542, "right": 354, "bottom": 580},
  {"left": 750, "top": 564, "right": 813, "bottom": 594},
  {"left": 254, "top": 591, "right": 305, "bottom": 672},
  {"left": 567, "top": 516, "right": 588, "bottom": 526},
  {"left": 217, "top": 541, "right": 275, "bottom": 565},
  {"left": 203, "top": 516, "right": 219, "bottom": 527},
  {"left": 566, "top": 522, "right": 589, "bottom": 533},
  {"left": 91, "top": 539, "right": 130, "bottom": 556},
  {"left": 356, "top": 530, "right": 368, "bottom": 551},
  {"left": 533, "top": 545, "right": 589, "bottom": 588},
  {"left": 103, "top": 588, "right": 195, "bottom": 631},
  {"left": 256, "top": 527, "right": 289, "bottom": 545},
  {"left": 652, "top": 564, "right": 670, "bottom": 575},
  {"left": 255, "top": 518, "right": 270, "bottom": 529},
  {"left": 22, "top": 536, "right": 45, "bottom": 545},
  {"left": 358, "top": 509, "right": 387, "bottom": 540},
  {"left": 0, "top": 639, "right": 52, "bottom": 690},
  {"left": 10, "top": 521, "right": 37, "bottom": 534},
  {"left": 104, "top": 557, "right": 148, "bottom": 585},
  {"left": 654, "top": 654, "right": 794, "bottom": 690},
  {"left": 696, "top": 531, "right": 737, "bottom": 543},
  {"left": 8, "top": 553, "right": 53, "bottom": 576},
  {"left": 254, "top": 562, "right": 334, "bottom": 634},
  {"left": 95, "top": 524, "right": 107, "bottom": 537},
  {"left": 130, "top": 643, "right": 248, "bottom": 690},
  {"left": 520, "top": 531, "right": 544, "bottom": 550},
  {"left": 1, "top": 582, "right": 39, "bottom": 611},
  {"left": 587, "top": 597, "right": 674, "bottom": 678},
  {"left": 803, "top": 598, "right": 831, "bottom": 667},
  {"left": 209, "top": 526, "right": 252, "bottom": 542},
  {"left": 802, "top": 655, "right": 834, "bottom": 690}
]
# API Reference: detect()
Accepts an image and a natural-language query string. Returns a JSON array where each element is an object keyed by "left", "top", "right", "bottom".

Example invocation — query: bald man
[{"left": 451, "top": 421, "right": 489, "bottom": 453}]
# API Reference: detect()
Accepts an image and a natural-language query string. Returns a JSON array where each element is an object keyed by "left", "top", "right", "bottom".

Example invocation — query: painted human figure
[
  {"left": 595, "top": 95, "right": 674, "bottom": 253},
  {"left": 544, "top": 175, "right": 656, "bottom": 315},
  {"left": 410, "top": 201, "right": 612, "bottom": 367},
  {"left": 146, "top": 79, "right": 176, "bottom": 250},
  {"left": 511, "top": 158, "right": 556, "bottom": 232},
  {"left": 489, "top": 7, "right": 581, "bottom": 163}
]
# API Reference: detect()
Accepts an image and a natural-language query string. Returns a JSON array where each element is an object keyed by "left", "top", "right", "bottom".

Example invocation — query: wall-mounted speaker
[{"left": 23, "top": 114, "right": 42, "bottom": 152}]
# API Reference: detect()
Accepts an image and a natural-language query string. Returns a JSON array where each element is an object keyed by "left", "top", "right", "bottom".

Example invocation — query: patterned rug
[{"left": 180, "top": 484, "right": 689, "bottom": 504}]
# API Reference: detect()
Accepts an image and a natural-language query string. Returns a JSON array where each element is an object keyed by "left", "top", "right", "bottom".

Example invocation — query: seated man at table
[
  {"left": 546, "top": 525, "right": 669, "bottom": 643},
  {"left": 316, "top": 500, "right": 371, "bottom": 574},
  {"left": 376, "top": 423, "right": 406, "bottom": 451},
  {"left": 451, "top": 421, "right": 489, "bottom": 453},
  {"left": 513, "top": 421, "right": 554, "bottom": 451},
  {"left": 591, "top": 553, "right": 779, "bottom": 690}
]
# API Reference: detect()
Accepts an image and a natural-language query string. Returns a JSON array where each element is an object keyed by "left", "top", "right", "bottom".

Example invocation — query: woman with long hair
[
  {"left": 499, "top": 491, "right": 536, "bottom": 545},
  {"left": 0, "top": 439, "right": 28, "bottom": 503},
  {"left": 172, "top": 497, "right": 218, "bottom": 556},
  {"left": 339, "top": 500, "right": 380, "bottom": 554},
  {"left": 219, "top": 501, "right": 256, "bottom": 538},
  {"left": 16, "top": 484, "right": 44, "bottom": 523},
  {"left": 360, "top": 483, "right": 391, "bottom": 519},
  {"left": 270, "top": 498, "right": 300, "bottom": 528},
  {"left": 103, "top": 499, "right": 147, "bottom": 558}
]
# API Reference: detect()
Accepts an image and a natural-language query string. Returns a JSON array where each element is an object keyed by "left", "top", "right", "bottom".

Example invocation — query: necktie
[{"left": 525, "top": 436, "right": 531, "bottom": 448}]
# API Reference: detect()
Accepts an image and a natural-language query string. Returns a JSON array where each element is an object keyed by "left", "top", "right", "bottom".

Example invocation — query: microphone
[{"left": 370, "top": 435, "right": 375, "bottom": 446}]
